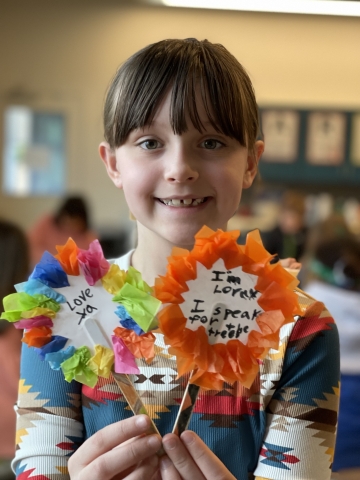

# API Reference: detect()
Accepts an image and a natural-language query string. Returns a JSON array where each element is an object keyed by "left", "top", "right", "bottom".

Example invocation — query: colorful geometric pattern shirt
[{"left": 13, "top": 252, "right": 340, "bottom": 480}]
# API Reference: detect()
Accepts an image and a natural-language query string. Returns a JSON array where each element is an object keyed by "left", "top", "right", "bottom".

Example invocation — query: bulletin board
[{"left": 258, "top": 108, "right": 360, "bottom": 185}]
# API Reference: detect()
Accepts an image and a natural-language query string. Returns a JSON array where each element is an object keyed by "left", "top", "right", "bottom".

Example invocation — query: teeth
[{"left": 160, "top": 198, "right": 206, "bottom": 207}]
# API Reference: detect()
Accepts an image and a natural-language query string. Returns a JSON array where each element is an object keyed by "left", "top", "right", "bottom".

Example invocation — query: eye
[
  {"left": 201, "top": 139, "right": 224, "bottom": 150},
  {"left": 139, "top": 139, "right": 161, "bottom": 150}
]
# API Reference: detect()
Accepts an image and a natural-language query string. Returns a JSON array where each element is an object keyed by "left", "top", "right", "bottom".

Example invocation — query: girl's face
[{"left": 100, "top": 89, "right": 263, "bottom": 249}]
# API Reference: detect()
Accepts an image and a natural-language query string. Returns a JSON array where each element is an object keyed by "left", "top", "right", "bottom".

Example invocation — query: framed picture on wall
[
  {"left": 2, "top": 105, "right": 66, "bottom": 196},
  {"left": 305, "top": 111, "right": 347, "bottom": 165},
  {"left": 261, "top": 109, "right": 300, "bottom": 163}
]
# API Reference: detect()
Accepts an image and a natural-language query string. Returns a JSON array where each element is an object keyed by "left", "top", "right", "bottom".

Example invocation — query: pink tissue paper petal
[
  {"left": 111, "top": 335, "right": 140, "bottom": 374},
  {"left": 78, "top": 240, "right": 110, "bottom": 286},
  {"left": 14, "top": 316, "right": 54, "bottom": 329}
]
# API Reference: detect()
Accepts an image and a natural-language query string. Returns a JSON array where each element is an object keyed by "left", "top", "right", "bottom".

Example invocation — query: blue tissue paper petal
[
  {"left": 115, "top": 305, "right": 144, "bottom": 335},
  {"left": 45, "top": 345, "right": 76, "bottom": 370},
  {"left": 16, "top": 279, "right": 66, "bottom": 303},
  {"left": 120, "top": 318, "right": 145, "bottom": 335},
  {"left": 30, "top": 251, "right": 70, "bottom": 288},
  {"left": 115, "top": 305, "right": 130, "bottom": 320},
  {"left": 34, "top": 336, "right": 69, "bottom": 361}
]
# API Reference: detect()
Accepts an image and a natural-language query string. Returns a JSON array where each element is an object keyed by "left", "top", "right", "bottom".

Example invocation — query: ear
[
  {"left": 99, "top": 142, "right": 123, "bottom": 189},
  {"left": 242, "top": 140, "right": 264, "bottom": 189}
]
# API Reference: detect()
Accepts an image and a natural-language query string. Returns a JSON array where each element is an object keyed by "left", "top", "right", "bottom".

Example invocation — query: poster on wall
[
  {"left": 260, "top": 109, "right": 300, "bottom": 163},
  {"left": 305, "top": 112, "right": 346, "bottom": 165}
]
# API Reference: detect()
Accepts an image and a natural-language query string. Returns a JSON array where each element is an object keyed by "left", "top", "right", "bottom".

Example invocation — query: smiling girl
[{"left": 13, "top": 39, "right": 339, "bottom": 480}]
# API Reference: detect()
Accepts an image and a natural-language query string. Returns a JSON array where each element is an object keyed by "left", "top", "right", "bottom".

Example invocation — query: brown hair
[{"left": 103, "top": 38, "right": 259, "bottom": 154}]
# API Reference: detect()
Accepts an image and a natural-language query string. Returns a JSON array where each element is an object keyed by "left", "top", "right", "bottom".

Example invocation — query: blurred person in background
[
  {"left": 261, "top": 189, "right": 308, "bottom": 263},
  {"left": 0, "top": 220, "right": 30, "bottom": 480},
  {"left": 28, "top": 195, "right": 97, "bottom": 267},
  {"left": 303, "top": 232, "right": 360, "bottom": 479}
]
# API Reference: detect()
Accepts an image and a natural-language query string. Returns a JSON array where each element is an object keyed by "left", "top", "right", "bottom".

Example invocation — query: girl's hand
[
  {"left": 279, "top": 257, "right": 301, "bottom": 276},
  {"left": 160, "top": 431, "right": 236, "bottom": 480},
  {"left": 68, "top": 415, "right": 161, "bottom": 480}
]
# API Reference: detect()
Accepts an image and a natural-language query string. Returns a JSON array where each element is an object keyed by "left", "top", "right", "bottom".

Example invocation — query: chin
[
  {"left": 161, "top": 227, "right": 201, "bottom": 249},
  {"left": 164, "top": 222, "right": 222, "bottom": 249}
]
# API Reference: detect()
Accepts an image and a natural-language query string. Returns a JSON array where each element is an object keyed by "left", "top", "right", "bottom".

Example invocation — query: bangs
[{"left": 105, "top": 39, "right": 259, "bottom": 149}]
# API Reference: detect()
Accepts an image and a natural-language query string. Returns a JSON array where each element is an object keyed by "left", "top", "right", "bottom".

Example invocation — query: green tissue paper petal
[
  {"left": 61, "top": 346, "right": 98, "bottom": 388},
  {"left": 114, "top": 283, "right": 161, "bottom": 332},
  {"left": 1, "top": 292, "right": 40, "bottom": 321}
]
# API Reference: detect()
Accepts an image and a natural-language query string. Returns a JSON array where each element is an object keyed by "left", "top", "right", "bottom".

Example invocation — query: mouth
[{"left": 156, "top": 197, "right": 208, "bottom": 207}]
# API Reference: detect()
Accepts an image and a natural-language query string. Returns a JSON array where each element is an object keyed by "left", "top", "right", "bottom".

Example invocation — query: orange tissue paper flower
[{"left": 155, "top": 226, "right": 302, "bottom": 390}]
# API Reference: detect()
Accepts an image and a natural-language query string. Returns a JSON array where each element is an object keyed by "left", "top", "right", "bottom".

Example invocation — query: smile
[{"left": 157, "top": 197, "right": 208, "bottom": 207}]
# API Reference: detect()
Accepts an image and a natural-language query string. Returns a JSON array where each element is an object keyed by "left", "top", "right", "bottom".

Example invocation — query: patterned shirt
[{"left": 13, "top": 252, "right": 340, "bottom": 480}]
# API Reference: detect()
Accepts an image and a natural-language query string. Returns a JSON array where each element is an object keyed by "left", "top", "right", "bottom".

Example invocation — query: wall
[{"left": 1, "top": 0, "right": 360, "bottom": 232}]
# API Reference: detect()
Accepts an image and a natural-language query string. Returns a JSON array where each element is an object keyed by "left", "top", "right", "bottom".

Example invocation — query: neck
[{"left": 131, "top": 223, "right": 194, "bottom": 286}]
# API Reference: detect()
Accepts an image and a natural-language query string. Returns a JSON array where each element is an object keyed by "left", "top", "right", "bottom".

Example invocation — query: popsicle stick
[
  {"left": 295, "top": 286, "right": 317, "bottom": 301},
  {"left": 173, "top": 371, "right": 200, "bottom": 436},
  {"left": 83, "top": 317, "right": 162, "bottom": 438}
]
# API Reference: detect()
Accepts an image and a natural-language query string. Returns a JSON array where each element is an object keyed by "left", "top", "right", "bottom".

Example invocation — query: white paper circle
[
  {"left": 52, "top": 275, "right": 120, "bottom": 351},
  {"left": 181, "top": 258, "right": 263, "bottom": 345}
]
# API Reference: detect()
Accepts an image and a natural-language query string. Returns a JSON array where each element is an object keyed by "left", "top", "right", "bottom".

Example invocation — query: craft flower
[
  {"left": 155, "top": 226, "right": 302, "bottom": 390},
  {"left": 1, "top": 237, "right": 162, "bottom": 388}
]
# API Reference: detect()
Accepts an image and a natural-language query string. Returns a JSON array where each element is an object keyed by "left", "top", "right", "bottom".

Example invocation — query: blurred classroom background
[
  {"left": 0, "top": 1, "right": 360, "bottom": 479},
  {"left": 0, "top": 0, "right": 360, "bottom": 256}
]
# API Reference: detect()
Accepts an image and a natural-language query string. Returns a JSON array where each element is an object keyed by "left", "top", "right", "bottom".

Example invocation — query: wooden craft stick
[
  {"left": 172, "top": 371, "right": 200, "bottom": 436},
  {"left": 83, "top": 317, "right": 162, "bottom": 438},
  {"left": 110, "top": 371, "right": 162, "bottom": 438},
  {"left": 295, "top": 286, "right": 317, "bottom": 301}
]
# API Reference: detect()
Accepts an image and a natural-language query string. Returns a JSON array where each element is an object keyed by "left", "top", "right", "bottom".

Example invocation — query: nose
[{"left": 164, "top": 145, "right": 199, "bottom": 183}]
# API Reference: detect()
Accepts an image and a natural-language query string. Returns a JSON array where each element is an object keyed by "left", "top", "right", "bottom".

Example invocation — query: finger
[
  {"left": 162, "top": 433, "right": 204, "bottom": 480},
  {"left": 122, "top": 455, "right": 160, "bottom": 480},
  {"left": 279, "top": 258, "right": 296, "bottom": 268},
  {"left": 70, "top": 415, "right": 153, "bottom": 467},
  {"left": 159, "top": 455, "right": 182, "bottom": 480},
  {"left": 181, "top": 431, "right": 236, "bottom": 480},
  {"left": 68, "top": 415, "right": 161, "bottom": 479},
  {"left": 76, "top": 433, "right": 161, "bottom": 480}
]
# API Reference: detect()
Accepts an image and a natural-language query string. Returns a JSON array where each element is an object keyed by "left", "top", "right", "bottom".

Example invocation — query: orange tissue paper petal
[
  {"left": 22, "top": 326, "right": 52, "bottom": 347},
  {"left": 55, "top": 238, "right": 80, "bottom": 275},
  {"left": 113, "top": 327, "right": 155, "bottom": 362}
]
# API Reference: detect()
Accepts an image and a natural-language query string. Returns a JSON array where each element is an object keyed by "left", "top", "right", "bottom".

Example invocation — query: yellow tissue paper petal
[
  {"left": 21, "top": 307, "right": 57, "bottom": 319},
  {"left": 101, "top": 264, "right": 126, "bottom": 295},
  {"left": 88, "top": 344, "right": 114, "bottom": 378}
]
